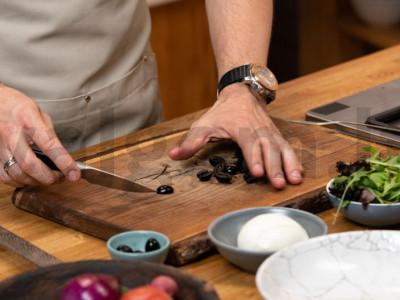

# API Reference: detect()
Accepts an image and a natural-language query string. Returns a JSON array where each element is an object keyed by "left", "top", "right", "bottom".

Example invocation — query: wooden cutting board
[{"left": 12, "top": 119, "right": 371, "bottom": 265}]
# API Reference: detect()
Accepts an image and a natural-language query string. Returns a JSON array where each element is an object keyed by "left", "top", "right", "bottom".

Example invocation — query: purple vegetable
[{"left": 61, "top": 274, "right": 121, "bottom": 300}]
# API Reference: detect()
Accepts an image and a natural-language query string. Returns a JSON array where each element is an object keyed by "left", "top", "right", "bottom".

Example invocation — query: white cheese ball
[{"left": 237, "top": 213, "right": 309, "bottom": 252}]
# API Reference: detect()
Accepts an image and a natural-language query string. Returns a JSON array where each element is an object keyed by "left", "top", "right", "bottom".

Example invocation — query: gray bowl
[
  {"left": 327, "top": 179, "right": 400, "bottom": 226},
  {"left": 208, "top": 207, "right": 327, "bottom": 273}
]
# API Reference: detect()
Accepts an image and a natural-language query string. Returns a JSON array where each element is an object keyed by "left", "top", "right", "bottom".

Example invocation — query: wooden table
[{"left": 0, "top": 45, "right": 399, "bottom": 299}]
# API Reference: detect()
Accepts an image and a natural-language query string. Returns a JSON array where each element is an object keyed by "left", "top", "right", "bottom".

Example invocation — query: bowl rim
[
  {"left": 107, "top": 230, "right": 170, "bottom": 258},
  {"left": 207, "top": 206, "right": 328, "bottom": 256},
  {"left": 326, "top": 178, "right": 400, "bottom": 207},
  {"left": 255, "top": 229, "right": 400, "bottom": 300}
]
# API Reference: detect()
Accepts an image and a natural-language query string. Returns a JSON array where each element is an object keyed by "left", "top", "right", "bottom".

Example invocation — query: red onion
[{"left": 61, "top": 274, "right": 121, "bottom": 300}]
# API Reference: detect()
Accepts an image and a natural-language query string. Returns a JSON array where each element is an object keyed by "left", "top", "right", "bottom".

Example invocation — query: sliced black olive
[
  {"left": 157, "top": 185, "right": 174, "bottom": 195},
  {"left": 209, "top": 156, "right": 225, "bottom": 167},
  {"left": 116, "top": 245, "right": 134, "bottom": 253},
  {"left": 145, "top": 238, "right": 161, "bottom": 252},
  {"left": 243, "top": 172, "right": 259, "bottom": 184},
  {"left": 215, "top": 172, "right": 232, "bottom": 184},
  {"left": 223, "top": 164, "right": 238, "bottom": 176},
  {"left": 197, "top": 170, "right": 213, "bottom": 182},
  {"left": 214, "top": 162, "right": 225, "bottom": 172}
]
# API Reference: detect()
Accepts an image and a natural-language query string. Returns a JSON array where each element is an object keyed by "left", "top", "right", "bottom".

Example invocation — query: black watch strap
[{"left": 217, "top": 64, "right": 251, "bottom": 94}]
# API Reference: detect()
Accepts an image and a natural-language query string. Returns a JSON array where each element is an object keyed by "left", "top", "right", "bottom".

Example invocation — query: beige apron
[{"left": 0, "top": 0, "right": 163, "bottom": 151}]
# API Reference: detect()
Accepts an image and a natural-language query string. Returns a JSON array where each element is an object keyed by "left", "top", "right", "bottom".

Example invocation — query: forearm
[{"left": 205, "top": 0, "right": 273, "bottom": 78}]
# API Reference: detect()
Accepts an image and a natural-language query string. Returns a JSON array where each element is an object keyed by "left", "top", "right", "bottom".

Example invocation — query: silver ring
[{"left": 3, "top": 157, "right": 17, "bottom": 176}]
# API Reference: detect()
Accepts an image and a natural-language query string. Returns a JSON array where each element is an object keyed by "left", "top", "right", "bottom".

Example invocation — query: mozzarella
[{"left": 237, "top": 213, "right": 309, "bottom": 252}]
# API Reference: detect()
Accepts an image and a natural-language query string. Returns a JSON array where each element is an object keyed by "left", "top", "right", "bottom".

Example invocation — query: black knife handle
[{"left": 31, "top": 147, "right": 60, "bottom": 171}]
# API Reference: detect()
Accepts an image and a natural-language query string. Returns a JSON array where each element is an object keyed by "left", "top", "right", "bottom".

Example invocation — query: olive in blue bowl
[{"left": 107, "top": 230, "right": 170, "bottom": 263}]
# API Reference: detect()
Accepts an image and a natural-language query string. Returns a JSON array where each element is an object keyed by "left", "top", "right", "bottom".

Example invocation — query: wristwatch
[{"left": 217, "top": 64, "right": 278, "bottom": 104}]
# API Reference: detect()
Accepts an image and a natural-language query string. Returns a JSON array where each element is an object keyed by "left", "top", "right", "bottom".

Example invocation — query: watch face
[{"left": 251, "top": 65, "right": 278, "bottom": 91}]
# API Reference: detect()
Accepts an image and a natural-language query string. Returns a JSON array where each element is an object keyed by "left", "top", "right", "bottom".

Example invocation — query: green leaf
[
  {"left": 368, "top": 172, "right": 389, "bottom": 190},
  {"left": 363, "top": 146, "right": 380, "bottom": 160}
]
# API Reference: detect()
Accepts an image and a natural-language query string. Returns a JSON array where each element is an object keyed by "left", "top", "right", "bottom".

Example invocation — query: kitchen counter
[{"left": 0, "top": 45, "right": 400, "bottom": 299}]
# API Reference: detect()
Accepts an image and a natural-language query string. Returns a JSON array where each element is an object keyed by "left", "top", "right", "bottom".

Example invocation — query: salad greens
[{"left": 330, "top": 146, "right": 400, "bottom": 223}]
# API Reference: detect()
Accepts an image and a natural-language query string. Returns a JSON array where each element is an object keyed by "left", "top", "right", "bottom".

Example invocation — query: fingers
[
  {"left": 6, "top": 164, "right": 40, "bottom": 186},
  {"left": 237, "top": 132, "right": 264, "bottom": 177},
  {"left": 7, "top": 131, "right": 61, "bottom": 185},
  {"left": 281, "top": 144, "right": 303, "bottom": 185},
  {"left": 245, "top": 128, "right": 303, "bottom": 189},
  {"left": 24, "top": 111, "right": 80, "bottom": 182},
  {"left": 169, "top": 126, "right": 214, "bottom": 160},
  {"left": 260, "top": 139, "right": 286, "bottom": 189},
  {"left": 0, "top": 163, "right": 22, "bottom": 188},
  {"left": 0, "top": 87, "right": 75, "bottom": 187}
]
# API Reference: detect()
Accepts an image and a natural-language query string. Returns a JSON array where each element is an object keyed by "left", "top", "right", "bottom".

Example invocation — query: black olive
[
  {"left": 243, "top": 172, "right": 259, "bottom": 184},
  {"left": 215, "top": 172, "right": 232, "bottom": 184},
  {"left": 157, "top": 185, "right": 174, "bottom": 195},
  {"left": 214, "top": 162, "right": 225, "bottom": 172},
  {"left": 116, "top": 245, "right": 134, "bottom": 253},
  {"left": 197, "top": 170, "right": 213, "bottom": 182},
  {"left": 209, "top": 156, "right": 225, "bottom": 167},
  {"left": 145, "top": 238, "right": 161, "bottom": 252},
  {"left": 223, "top": 164, "right": 238, "bottom": 175}
]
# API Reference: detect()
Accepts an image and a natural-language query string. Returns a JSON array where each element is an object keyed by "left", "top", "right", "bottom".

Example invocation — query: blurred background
[{"left": 148, "top": 0, "right": 400, "bottom": 120}]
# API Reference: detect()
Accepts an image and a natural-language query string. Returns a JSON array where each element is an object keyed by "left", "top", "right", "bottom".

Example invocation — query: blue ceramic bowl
[
  {"left": 107, "top": 230, "right": 170, "bottom": 263},
  {"left": 208, "top": 207, "right": 327, "bottom": 273},
  {"left": 327, "top": 179, "right": 400, "bottom": 226}
]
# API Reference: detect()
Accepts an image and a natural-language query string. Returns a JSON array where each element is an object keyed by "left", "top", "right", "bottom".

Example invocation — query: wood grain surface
[
  {"left": 13, "top": 119, "right": 373, "bottom": 265},
  {"left": 0, "top": 45, "right": 400, "bottom": 300}
]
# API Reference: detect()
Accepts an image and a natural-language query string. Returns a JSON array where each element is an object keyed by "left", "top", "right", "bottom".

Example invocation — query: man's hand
[
  {"left": 169, "top": 84, "right": 303, "bottom": 189},
  {"left": 0, "top": 85, "right": 81, "bottom": 187}
]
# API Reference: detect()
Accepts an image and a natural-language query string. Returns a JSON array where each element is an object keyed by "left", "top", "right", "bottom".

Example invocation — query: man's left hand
[{"left": 169, "top": 83, "right": 303, "bottom": 189}]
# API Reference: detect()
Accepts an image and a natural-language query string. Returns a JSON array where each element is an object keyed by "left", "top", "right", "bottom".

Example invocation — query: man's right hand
[{"left": 0, "top": 84, "right": 81, "bottom": 187}]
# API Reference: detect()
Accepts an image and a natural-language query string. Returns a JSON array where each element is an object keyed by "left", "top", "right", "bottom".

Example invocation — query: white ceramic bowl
[
  {"left": 327, "top": 179, "right": 400, "bottom": 226},
  {"left": 256, "top": 230, "right": 400, "bottom": 300}
]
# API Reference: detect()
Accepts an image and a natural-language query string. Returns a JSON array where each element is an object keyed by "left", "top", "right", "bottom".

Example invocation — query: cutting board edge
[
  {"left": 12, "top": 187, "right": 332, "bottom": 266},
  {"left": 12, "top": 189, "right": 127, "bottom": 240}
]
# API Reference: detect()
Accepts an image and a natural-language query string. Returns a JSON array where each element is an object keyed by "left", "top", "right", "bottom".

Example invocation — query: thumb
[{"left": 169, "top": 126, "right": 213, "bottom": 160}]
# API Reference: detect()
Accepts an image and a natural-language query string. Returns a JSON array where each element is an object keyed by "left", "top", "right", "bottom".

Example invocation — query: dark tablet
[{"left": 366, "top": 106, "right": 400, "bottom": 132}]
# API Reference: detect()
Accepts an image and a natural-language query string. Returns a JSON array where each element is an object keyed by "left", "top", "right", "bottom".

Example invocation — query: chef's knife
[
  {"left": 32, "top": 148, "right": 154, "bottom": 193},
  {"left": 0, "top": 225, "right": 61, "bottom": 267}
]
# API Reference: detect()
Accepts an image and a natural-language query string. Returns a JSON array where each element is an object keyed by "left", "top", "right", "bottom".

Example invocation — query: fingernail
[
  {"left": 169, "top": 148, "right": 181, "bottom": 159},
  {"left": 291, "top": 170, "right": 302, "bottom": 178},
  {"left": 68, "top": 170, "right": 80, "bottom": 181}
]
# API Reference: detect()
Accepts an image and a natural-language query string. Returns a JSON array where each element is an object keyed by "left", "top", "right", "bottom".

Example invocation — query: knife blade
[
  {"left": 32, "top": 148, "right": 154, "bottom": 193},
  {"left": 0, "top": 225, "right": 61, "bottom": 267},
  {"left": 277, "top": 118, "right": 400, "bottom": 134}
]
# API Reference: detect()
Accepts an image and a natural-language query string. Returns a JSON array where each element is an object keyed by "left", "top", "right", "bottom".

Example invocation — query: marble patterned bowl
[{"left": 256, "top": 230, "right": 400, "bottom": 300}]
